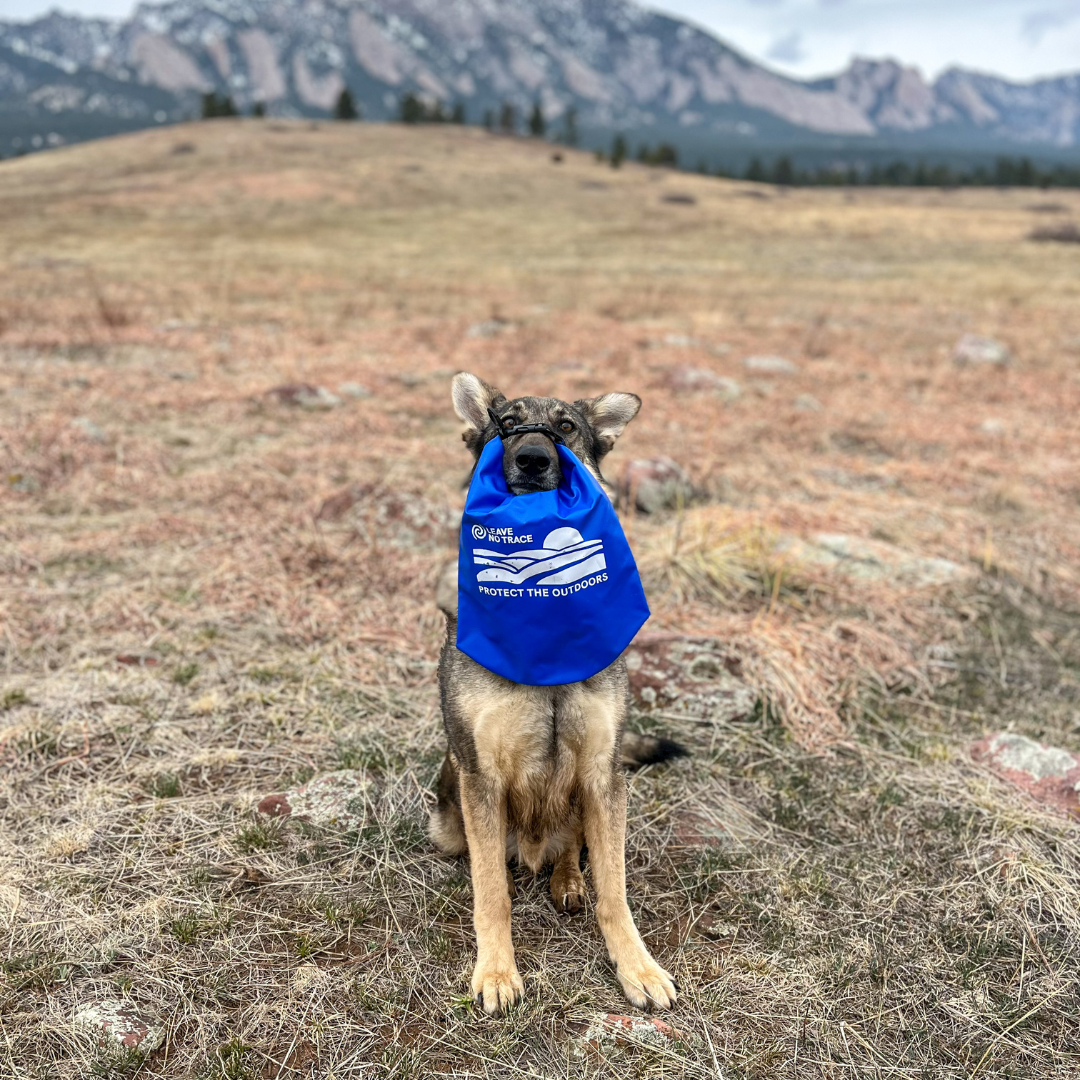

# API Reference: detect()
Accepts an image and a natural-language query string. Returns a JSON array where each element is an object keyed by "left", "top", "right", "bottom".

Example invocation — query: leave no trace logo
[{"left": 472, "top": 527, "right": 607, "bottom": 586}]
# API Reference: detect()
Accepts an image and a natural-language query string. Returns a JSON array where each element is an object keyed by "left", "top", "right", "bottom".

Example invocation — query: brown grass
[{"left": 2, "top": 120, "right": 1079, "bottom": 1078}]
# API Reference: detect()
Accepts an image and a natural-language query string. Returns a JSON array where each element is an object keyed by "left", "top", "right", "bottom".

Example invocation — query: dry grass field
[{"left": 2, "top": 120, "right": 1080, "bottom": 1078}]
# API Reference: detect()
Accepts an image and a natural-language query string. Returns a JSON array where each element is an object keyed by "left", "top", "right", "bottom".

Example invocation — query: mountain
[{"left": 2, "top": 0, "right": 1080, "bottom": 158}]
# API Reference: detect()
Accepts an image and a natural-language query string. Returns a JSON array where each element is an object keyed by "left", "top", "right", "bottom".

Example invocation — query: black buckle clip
[{"left": 487, "top": 407, "right": 566, "bottom": 445}]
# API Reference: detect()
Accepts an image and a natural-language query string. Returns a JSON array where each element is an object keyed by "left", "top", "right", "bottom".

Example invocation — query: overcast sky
[
  {"left": 655, "top": 0, "right": 1080, "bottom": 81},
  {"left": 0, "top": 0, "right": 1078, "bottom": 83}
]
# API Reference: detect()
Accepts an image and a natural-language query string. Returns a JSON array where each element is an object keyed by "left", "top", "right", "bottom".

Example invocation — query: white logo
[
  {"left": 471, "top": 524, "right": 487, "bottom": 540},
  {"left": 473, "top": 527, "right": 606, "bottom": 586}
]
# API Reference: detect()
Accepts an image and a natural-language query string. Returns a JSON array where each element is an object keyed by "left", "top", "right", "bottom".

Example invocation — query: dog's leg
[
  {"left": 582, "top": 774, "right": 676, "bottom": 1010},
  {"left": 459, "top": 773, "right": 523, "bottom": 1015},
  {"left": 549, "top": 822, "right": 586, "bottom": 915}
]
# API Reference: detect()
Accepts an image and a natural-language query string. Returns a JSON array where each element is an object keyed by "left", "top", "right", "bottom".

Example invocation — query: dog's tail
[{"left": 621, "top": 732, "right": 689, "bottom": 769}]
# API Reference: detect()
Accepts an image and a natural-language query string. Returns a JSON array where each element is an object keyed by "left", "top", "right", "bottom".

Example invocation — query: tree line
[
  {"left": 196, "top": 90, "right": 1080, "bottom": 189},
  {"left": 735, "top": 154, "right": 1080, "bottom": 189}
]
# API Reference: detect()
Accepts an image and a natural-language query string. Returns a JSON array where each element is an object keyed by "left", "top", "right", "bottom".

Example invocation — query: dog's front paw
[
  {"left": 471, "top": 959, "right": 524, "bottom": 1016},
  {"left": 616, "top": 951, "right": 677, "bottom": 1011},
  {"left": 550, "top": 864, "right": 586, "bottom": 915}
]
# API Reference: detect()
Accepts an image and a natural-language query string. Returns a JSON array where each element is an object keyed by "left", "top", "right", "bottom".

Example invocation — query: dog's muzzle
[{"left": 489, "top": 407, "right": 566, "bottom": 493}]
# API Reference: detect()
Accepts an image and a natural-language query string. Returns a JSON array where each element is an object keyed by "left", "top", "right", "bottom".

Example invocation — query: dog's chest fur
[{"left": 440, "top": 633, "right": 626, "bottom": 863}]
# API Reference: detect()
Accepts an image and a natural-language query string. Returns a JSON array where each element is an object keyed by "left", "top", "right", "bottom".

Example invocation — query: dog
[{"left": 429, "top": 371, "right": 685, "bottom": 1016}]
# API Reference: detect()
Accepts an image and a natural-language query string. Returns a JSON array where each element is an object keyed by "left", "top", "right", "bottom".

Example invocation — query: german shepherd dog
[{"left": 430, "top": 372, "right": 684, "bottom": 1016}]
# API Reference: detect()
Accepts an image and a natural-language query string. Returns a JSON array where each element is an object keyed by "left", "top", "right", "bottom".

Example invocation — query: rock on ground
[
  {"left": 744, "top": 355, "right": 799, "bottom": 375},
  {"left": 74, "top": 1000, "right": 164, "bottom": 1051},
  {"left": 778, "top": 533, "right": 972, "bottom": 588},
  {"left": 953, "top": 334, "right": 1011, "bottom": 367},
  {"left": 573, "top": 1013, "right": 687, "bottom": 1058},
  {"left": 71, "top": 416, "right": 106, "bottom": 442},
  {"left": 660, "top": 365, "right": 741, "bottom": 401},
  {"left": 466, "top": 319, "right": 513, "bottom": 338},
  {"left": 316, "top": 483, "right": 458, "bottom": 549},
  {"left": 258, "top": 770, "right": 373, "bottom": 831},
  {"left": 266, "top": 383, "right": 342, "bottom": 409},
  {"left": 971, "top": 733, "right": 1080, "bottom": 818},
  {"left": 616, "top": 456, "right": 694, "bottom": 514},
  {"left": 674, "top": 810, "right": 735, "bottom": 847},
  {"left": 337, "top": 381, "right": 371, "bottom": 399},
  {"left": 626, "top": 633, "right": 757, "bottom": 722}
]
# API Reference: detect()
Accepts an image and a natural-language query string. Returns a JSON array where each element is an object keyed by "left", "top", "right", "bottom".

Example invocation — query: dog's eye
[
  {"left": 500, "top": 416, "right": 515, "bottom": 430},
  {"left": 559, "top": 421, "right": 574, "bottom": 434}
]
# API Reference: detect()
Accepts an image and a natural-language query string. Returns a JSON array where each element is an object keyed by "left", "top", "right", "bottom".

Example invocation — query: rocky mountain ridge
[{"left": 2, "top": 0, "right": 1080, "bottom": 153}]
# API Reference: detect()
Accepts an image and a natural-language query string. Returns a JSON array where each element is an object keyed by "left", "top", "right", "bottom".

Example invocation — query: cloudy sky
[
  {"left": 0, "top": 0, "right": 1078, "bottom": 82},
  {"left": 655, "top": 0, "right": 1080, "bottom": 81}
]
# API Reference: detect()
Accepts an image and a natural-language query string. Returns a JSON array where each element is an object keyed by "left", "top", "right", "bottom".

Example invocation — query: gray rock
[
  {"left": 661, "top": 333, "right": 699, "bottom": 348},
  {"left": 794, "top": 394, "right": 823, "bottom": 412},
  {"left": 257, "top": 770, "right": 373, "bottom": 831},
  {"left": 625, "top": 634, "right": 757, "bottom": 722},
  {"left": 74, "top": 1000, "right": 164, "bottom": 1051},
  {"left": 7, "top": 473, "right": 39, "bottom": 493},
  {"left": 71, "top": 416, "right": 106, "bottom": 442},
  {"left": 1029, "top": 222, "right": 1080, "bottom": 244},
  {"left": 971, "top": 733, "right": 1080, "bottom": 817},
  {"left": 617, "top": 456, "right": 694, "bottom": 514},
  {"left": 662, "top": 366, "right": 741, "bottom": 401},
  {"left": 266, "top": 384, "right": 342, "bottom": 410},
  {"left": 573, "top": 1013, "right": 688, "bottom": 1058},
  {"left": 466, "top": 319, "right": 513, "bottom": 339},
  {"left": 953, "top": 334, "right": 1011, "bottom": 367},
  {"left": 316, "top": 484, "right": 457, "bottom": 549},
  {"left": 979, "top": 419, "right": 1006, "bottom": 435},
  {"left": 743, "top": 355, "right": 799, "bottom": 375},
  {"left": 778, "top": 533, "right": 972, "bottom": 588},
  {"left": 337, "top": 382, "right": 371, "bottom": 399}
]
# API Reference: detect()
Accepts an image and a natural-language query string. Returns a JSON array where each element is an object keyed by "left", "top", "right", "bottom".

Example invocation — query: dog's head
[{"left": 451, "top": 372, "right": 641, "bottom": 497}]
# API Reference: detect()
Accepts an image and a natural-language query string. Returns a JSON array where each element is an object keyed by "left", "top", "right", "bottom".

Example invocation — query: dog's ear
[
  {"left": 574, "top": 392, "right": 641, "bottom": 456},
  {"left": 452, "top": 372, "right": 506, "bottom": 433}
]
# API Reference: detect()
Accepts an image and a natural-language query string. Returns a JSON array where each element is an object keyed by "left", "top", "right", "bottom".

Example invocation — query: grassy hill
[{"left": 2, "top": 121, "right": 1079, "bottom": 1078}]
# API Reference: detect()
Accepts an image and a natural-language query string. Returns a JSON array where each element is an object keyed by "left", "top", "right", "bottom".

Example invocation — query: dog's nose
[{"left": 515, "top": 446, "right": 552, "bottom": 476}]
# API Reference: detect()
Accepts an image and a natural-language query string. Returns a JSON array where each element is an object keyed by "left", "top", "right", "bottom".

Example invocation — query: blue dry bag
[{"left": 456, "top": 436, "right": 650, "bottom": 686}]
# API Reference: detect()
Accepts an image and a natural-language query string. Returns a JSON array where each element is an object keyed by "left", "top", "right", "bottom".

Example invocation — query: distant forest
[{"left": 194, "top": 89, "right": 1080, "bottom": 191}]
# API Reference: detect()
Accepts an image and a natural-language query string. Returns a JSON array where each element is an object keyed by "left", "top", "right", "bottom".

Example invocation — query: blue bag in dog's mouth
[{"left": 456, "top": 436, "right": 650, "bottom": 686}]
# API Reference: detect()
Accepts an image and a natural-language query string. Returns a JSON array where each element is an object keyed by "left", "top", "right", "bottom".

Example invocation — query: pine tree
[
  {"left": 528, "top": 100, "right": 546, "bottom": 138},
  {"left": 401, "top": 93, "right": 425, "bottom": 124},
  {"left": 561, "top": 105, "right": 579, "bottom": 147},
  {"left": 251, "top": 101, "right": 266, "bottom": 118},
  {"left": 499, "top": 101, "right": 517, "bottom": 135},
  {"left": 451, "top": 101, "right": 466, "bottom": 124},
  {"left": 482, "top": 108, "right": 495, "bottom": 131},
  {"left": 334, "top": 88, "right": 359, "bottom": 121},
  {"left": 201, "top": 92, "right": 238, "bottom": 119},
  {"left": 773, "top": 156, "right": 795, "bottom": 186},
  {"left": 654, "top": 143, "right": 678, "bottom": 167},
  {"left": 745, "top": 157, "right": 766, "bottom": 182},
  {"left": 610, "top": 133, "right": 627, "bottom": 169}
]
